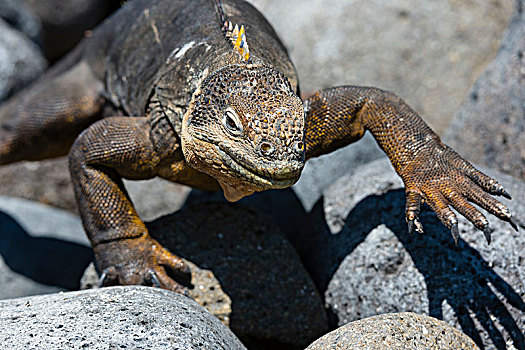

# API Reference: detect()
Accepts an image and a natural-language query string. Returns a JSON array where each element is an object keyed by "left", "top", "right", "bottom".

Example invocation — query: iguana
[{"left": 0, "top": 0, "right": 518, "bottom": 292}]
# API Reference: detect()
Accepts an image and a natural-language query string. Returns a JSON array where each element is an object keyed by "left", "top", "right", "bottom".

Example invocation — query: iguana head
[{"left": 181, "top": 64, "right": 305, "bottom": 201}]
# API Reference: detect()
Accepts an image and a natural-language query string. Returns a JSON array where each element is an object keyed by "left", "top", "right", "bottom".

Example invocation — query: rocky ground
[
  {"left": 444, "top": 0, "right": 525, "bottom": 182},
  {"left": 0, "top": 0, "right": 524, "bottom": 349}
]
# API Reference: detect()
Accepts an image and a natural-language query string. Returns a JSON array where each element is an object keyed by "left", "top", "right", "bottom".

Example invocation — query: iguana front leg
[
  {"left": 304, "top": 86, "right": 517, "bottom": 243},
  {"left": 69, "top": 116, "right": 189, "bottom": 292}
]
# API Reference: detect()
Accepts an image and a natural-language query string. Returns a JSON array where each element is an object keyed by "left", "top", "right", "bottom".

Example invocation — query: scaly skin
[{"left": 0, "top": 0, "right": 518, "bottom": 292}]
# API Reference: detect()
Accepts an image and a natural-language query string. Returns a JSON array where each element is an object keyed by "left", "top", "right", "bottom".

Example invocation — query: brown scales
[{"left": 0, "top": 0, "right": 518, "bottom": 292}]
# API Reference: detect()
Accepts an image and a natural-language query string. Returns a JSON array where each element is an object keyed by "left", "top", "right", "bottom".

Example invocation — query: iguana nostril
[
  {"left": 294, "top": 141, "right": 304, "bottom": 153},
  {"left": 259, "top": 141, "right": 274, "bottom": 155}
]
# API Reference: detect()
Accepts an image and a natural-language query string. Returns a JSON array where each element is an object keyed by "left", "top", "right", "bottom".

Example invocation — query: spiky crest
[{"left": 214, "top": 0, "right": 250, "bottom": 62}]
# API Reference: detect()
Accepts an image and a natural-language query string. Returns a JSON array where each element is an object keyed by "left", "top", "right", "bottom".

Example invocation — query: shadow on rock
[
  {"left": 304, "top": 189, "right": 524, "bottom": 350},
  {"left": 0, "top": 211, "right": 93, "bottom": 290},
  {"left": 147, "top": 200, "right": 328, "bottom": 350}
]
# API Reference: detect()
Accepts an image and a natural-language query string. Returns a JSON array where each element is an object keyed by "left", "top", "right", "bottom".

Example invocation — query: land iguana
[{"left": 0, "top": 0, "right": 518, "bottom": 292}]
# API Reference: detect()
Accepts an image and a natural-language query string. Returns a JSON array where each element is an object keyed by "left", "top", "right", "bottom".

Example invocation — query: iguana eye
[{"left": 222, "top": 108, "right": 243, "bottom": 136}]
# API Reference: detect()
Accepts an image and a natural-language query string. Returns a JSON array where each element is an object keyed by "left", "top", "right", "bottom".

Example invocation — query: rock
[
  {"left": 0, "top": 196, "right": 88, "bottom": 245},
  {"left": 124, "top": 178, "right": 191, "bottom": 221},
  {"left": 0, "top": 156, "right": 191, "bottom": 216},
  {"left": 0, "top": 255, "right": 63, "bottom": 301},
  {"left": 248, "top": 0, "right": 514, "bottom": 135},
  {"left": 0, "top": 157, "right": 77, "bottom": 212},
  {"left": 306, "top": 312, "right": 479, "bottom": 350},
  {"left": 81, "top": 259, "right": 233, "bottom": 327},
  {"left": 23, "top": 0, "right": 120, "bottom": 61},
  {"left": 293, "top": 133, "right": 384, "bottom": 211},
  {"left": 0, "top": 196, "right": 91, "bottom": 299},
  {"left": 301, "top": 158, "right": 524, "bottom": 350},
  {"left": 147, "top": 202, "right": 329, "bottom": 349},
  {"left": 0, "top": 17, "right": 46, "bottom": 102},
  {"left": 445, "top": 0, "right": 525, "bottom": 182},
  {"left": 0, "top": 286, "right": 246, "bottom": 349},
  {"left": 0, "top": 0, "right": 42, "bottom": 45}
]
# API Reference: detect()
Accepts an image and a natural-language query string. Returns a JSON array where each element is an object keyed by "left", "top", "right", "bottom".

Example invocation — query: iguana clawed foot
[
  {"left": 402, "top": 142, "right": 517, "bottom": 244},
  {"left": 95, "top": 235, "right": 190, "bottom": 295}
]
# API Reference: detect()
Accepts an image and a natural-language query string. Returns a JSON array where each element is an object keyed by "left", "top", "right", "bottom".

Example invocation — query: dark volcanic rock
[
  {"left": 301, "top": 158, "right": 524, "bottom": 350},
  {"left": 24, "top": 0, "right": 120, "bottom": 61},
  {"left": 0, "top": 286, "right": 247, "bottom": 350},
  {"left": 445, "top": 1, "right": 525, "bottom": 182},
  {"left": 148, "top": 202, "right": 329, "bottom": 349},
  {"left": 306, "top": 312, "right": 479, "bottom": 350},
  {"left": 0, "top": 17, "right": 46, "bottom": 102}
]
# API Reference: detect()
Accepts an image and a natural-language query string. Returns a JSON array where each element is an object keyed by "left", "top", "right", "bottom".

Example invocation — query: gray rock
[
  {"left": 0, "top": 196, "right": 91, "bottom": 299},
  {"left": 302, "top": 158, "right": 524, "bottom": 350},
  {"left": 248, "top": 0, "right": 514, "bottom": 135},
  {"left": 306, "top": 312, "right": 479, "bottom": 350},
  {"left": 81, "top": 259, "right": 233, "bottom": 327},
  {"left": 0, "top": 286, "right": 246, "bottom": 350},
  {"left": 445, "top": 0, "right": 525, "bottom": 182},
  {"left": 0, "top": 0, "right": 42, "bottom": 45},
  {"left": 0, "top": 17, "right": 46, "bottom": 102},
  {"left": 0, "top": 155, "right": 190, "bottom": 218},
  {"left": 0, "top": 255, "right": 63, "bottom": 301},
  {"left": 124, "top": 177, "right": 191, "bottom": 221},
  {"left": 293, "top": 133, "right": 384, "bottom": 211},
  {"left": 147, "top": 202, "right": 329, "bottom": 349}
]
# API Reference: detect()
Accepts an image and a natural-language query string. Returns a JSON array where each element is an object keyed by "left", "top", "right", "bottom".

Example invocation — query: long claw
[
  {"left": 98, "top": 271, "right": 107, "bottom": 288},
  {"left": 483, "top": 226, "right": 492, "bottom": 245},
  {"left": 414, "top": 218, "right": 424, "bottom": 233},
  {"left": 509, "top": 217, "right": 519, "bottom": 232},
  {"left": 98, "top": 266, "right": 118, "bottom": 287},
  {"left": 408, "top": 220, "right": 415, "bottom": 234},
  {"left": 451, "top": 223, "right": 459, "bottom": 245},
  {"left": 501, "top": 189, "right": 512, "bottom": 200},
  {"left": 148, "top": 270, "right": 162, "bottom": 288}
]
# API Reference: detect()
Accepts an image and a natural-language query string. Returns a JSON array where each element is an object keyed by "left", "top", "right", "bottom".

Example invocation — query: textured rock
[
  {"left": 445, "top": 0, "right": 525, "bottom": 182},
  {"left": 306, "top": 312, "right": 479, "bottom": 350},
  {"left": 0, "top": 196, "right": 91, "bottom": 299},
  {"left": 301, "top": 158, "right": 524, "bottom": 350},
  {"left": 293, "top": 133, "right": 384, "bottom": 211},
  {"left": 0, "top": 17, "right": 46, "bottom": 102},
  {"left": 81, "top": 259, "right": 233, "bottom": 327},
  {"left": 0, "top": 286, "right": 246, "bottom": 349},
  {"left": 147, "top": 202, "right": 328, "bottom": 349}
]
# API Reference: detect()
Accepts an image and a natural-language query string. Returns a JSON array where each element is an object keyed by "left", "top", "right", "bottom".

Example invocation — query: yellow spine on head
[{"left": 226, "top": 22, "right": 250, "bottom": 62}]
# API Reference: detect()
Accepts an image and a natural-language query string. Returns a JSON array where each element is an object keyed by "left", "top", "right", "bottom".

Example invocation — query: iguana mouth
[{"left": 215, "top": 145, "right": 301, "bottom": 189}]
